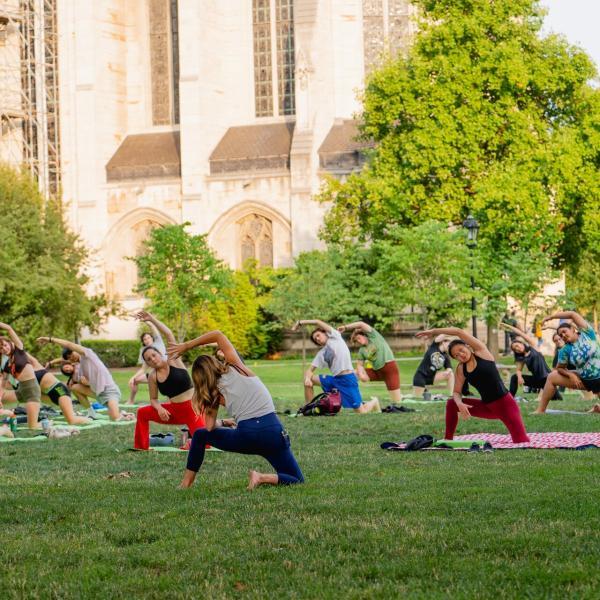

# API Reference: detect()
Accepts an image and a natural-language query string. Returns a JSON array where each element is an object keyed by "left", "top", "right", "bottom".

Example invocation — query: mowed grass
[{"left": 1, "top": 358, "right": 599, "bottom": 599}]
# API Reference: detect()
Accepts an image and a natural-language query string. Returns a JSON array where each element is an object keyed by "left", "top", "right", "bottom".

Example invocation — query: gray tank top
[{"left": 218, "top": 366, "right": 275, "bottom": 423}]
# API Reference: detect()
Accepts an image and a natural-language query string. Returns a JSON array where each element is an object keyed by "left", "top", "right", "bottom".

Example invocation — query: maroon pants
[
  {"left": 134, "top": 400, "right": 205, "bottom": 450},
  {"left": 445, "top": 393, "right": 530, "bottom": 443}
]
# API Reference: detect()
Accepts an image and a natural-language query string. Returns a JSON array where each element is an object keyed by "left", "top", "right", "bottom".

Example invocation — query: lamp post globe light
[{"left": 462, "top": 214, "right": 479, "bottom": 337}]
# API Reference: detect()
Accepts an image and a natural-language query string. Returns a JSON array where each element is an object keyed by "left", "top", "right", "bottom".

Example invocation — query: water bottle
[
  {"left": 423, "top": 389, "right": 432, "bottom": 402},
  {"left": 9, "top": 417, "right": 18, "bottom": 434},
  {"left": 180, "top": 427, "right": 189, "bottom": 446},
  {"left": 41, "top": 418, "right": 51, "bottom": 432}
]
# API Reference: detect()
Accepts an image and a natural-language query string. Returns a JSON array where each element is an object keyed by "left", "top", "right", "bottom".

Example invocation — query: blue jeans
[{"left": 186, "top": 412, "right": 304, "bottom": 485}]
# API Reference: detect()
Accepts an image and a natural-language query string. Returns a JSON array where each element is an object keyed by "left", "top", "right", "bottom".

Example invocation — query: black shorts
[
  {"left": 46, "top": 382, "right": 71, "bottom": 405},
  {"left": 413, "top": 372, "right": 434, "bottom": 387},
  {"left": 581, "top": 377, "right": 600, "bottom": 393}
]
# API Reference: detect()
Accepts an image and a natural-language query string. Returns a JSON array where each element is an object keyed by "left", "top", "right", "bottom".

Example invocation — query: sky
[{"left": 541, "top": 0, "right": 600, "bottom": 75}]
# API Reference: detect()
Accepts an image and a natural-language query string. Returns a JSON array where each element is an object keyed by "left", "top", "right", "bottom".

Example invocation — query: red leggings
[
  {"left": 134, "top": 400, "right": 205, "bottom": 450},
  {"left": 445, "top": 393, "right": 530, "bottom": 443}
]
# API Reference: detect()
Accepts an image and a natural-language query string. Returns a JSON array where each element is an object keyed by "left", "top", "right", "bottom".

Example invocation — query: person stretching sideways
[
  {"left": 168, "top": 330, "right": 303, "bottom": 490},
  {"left": 293, "top": 319, "right": 380, "bottom": 413},
  {"left": 416, "top": 328, "right": 529, "bottom": 443},
  {"left": 534, "top": 310, "right": 600, "bottom": 414},
  {"left": 37, "top": 336, "right": 133, "bottom": 421},
  {"left": 0, "top": 322, "right": 41, "bottom": 429},
  {"left": 128, "top": 322, "right": 166, "bottom": 403},
  {"left": 133, "top": 311, "right": 204, "bottom": 450},
  {"left": 499, "top": 322, "right": 561, "bottom": 402},
  {"left": 338, "top": 321, "right": 402, "bottom": 404},
  {"left": 412, "top": 334, "right": 456, "bottom": 397},
  {"left": 26, "top": 353, "right": 91, "bottom": 425}
]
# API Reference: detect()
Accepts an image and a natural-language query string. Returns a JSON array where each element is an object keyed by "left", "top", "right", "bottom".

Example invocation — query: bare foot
[
  {"left": 247, "top": 469, "right": 262, "bottom": 491},
  {"left": 587, "top": 404, "right": 600, "bottom": 414},
  {"left": 531, "top": 410, "right": 546, "bottom": 415},
  {"left": 179, "top": 469, "right": 197, "bottom": 489}
]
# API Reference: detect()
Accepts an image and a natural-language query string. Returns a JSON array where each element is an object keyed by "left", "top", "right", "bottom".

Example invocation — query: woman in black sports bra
[
  {"left": 26, "top": 353, "right": 91, "bottom": 426},
  {"left": 416, "top": 327, "right": 529, "bottom": 443},
  {"left": 133, "top": 311, "right": 205, "bottom": 450}
]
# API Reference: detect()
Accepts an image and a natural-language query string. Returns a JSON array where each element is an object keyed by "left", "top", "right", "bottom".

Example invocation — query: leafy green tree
[
  {"left": 133, "top": 224, "right": 231, "bottom": 341},
  {"left": 371, "top": 221, "right": 472, "bottom": 328},
  {"left": 567, "top": 248, "right": 600, "bottom": 331},
  {"left": 194, "top": 269, "right": 271, "bottom": 358},
  {"left": 317, "top": 0, "right": 599, "bottom": 343},
  {"left": 0, "top": 165, "right": 108, "bottom": 350}
]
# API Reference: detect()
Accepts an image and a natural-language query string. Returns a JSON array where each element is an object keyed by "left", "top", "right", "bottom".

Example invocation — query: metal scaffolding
[{"left": 0, "top": 0, "right": 60, "bottom": 198}]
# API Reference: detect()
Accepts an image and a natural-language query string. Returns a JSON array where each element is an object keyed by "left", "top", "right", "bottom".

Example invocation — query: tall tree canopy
[
  {"left": 318, "top": 0, "right": 599, "bottom": 335},
  {"left": 0, "top": 165, "right": 107, "bottom": 346}
]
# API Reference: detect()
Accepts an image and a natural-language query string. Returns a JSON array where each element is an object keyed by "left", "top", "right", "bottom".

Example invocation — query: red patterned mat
[{"left": 455, "top": 432, "right": 600, "bottom": 449}]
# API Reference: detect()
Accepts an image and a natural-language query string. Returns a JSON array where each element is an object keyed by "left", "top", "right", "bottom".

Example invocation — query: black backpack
[{"left": 297, "top": 391, "right": 342, "bottom": 416}]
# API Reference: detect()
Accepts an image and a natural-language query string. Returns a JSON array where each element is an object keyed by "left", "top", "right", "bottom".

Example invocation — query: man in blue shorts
[{"left": 293, "top": 319, "right": 380, "bottom": 413}]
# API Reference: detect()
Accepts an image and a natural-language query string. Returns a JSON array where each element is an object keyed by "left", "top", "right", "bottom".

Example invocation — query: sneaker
[{"left": 468, "top": 443, "right": 481, "bottom": 453}]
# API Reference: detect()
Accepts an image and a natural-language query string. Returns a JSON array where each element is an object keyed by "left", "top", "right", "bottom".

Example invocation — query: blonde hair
[{"left": 190, "top": 354, "right": 228, "bottom": 415}]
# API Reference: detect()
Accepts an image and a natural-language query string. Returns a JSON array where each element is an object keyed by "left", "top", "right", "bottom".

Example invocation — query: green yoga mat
[
  {"left": 150, "top": 446, "right": 224, "bottom": 453},
  {"left": 0, "top": 435, "right": 48, "bottom": 443},
  {"left": 433, "top": 439, "right": 488, "bottom": 449}
]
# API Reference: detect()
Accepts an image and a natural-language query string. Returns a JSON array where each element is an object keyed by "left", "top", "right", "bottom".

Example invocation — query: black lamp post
[{"left": 462, "top": 214, "right": 479, "bottom": 337}]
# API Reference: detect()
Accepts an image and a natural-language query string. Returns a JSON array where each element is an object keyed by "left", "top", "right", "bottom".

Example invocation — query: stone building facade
[{"left": 50, "top": 0, "right": 416, "bottom": 337}]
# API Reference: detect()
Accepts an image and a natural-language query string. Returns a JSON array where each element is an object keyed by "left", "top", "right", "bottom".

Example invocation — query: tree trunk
[
  {"left": 487, "top": 320, "right": 500, "bottom": 360},
  {"left": 594, "top": 307, "right": 598, "bottom": 332}
]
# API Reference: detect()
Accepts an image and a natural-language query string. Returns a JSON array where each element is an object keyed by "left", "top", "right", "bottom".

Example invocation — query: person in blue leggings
[{"left": 168, "top": 330, "right": 303, "bottom": 491}]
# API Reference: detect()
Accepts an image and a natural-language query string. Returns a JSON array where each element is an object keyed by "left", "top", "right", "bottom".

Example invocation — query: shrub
[{"left": 81, "top": 340, "right": 140, "bottom": 368}]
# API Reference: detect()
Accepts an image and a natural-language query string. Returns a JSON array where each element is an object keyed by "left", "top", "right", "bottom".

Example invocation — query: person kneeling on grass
[
  {"left": 412, "top": 335, "right": 456, "bottom": 398},
  {"left": 534, "top": 310, "right": 600, "bottom": 414},
  {"left": 37, "top": 337, "right": 133, "bottom": 422},
  {"left": 416, "top": 327, "right": 530, "bottom": 443},
  {"left": 168, "top": 330, "right": 303, "bottom": 490},
  {"left": 293, "top": 319, "right": 380, "bottom": 414},
  {"left": 0, "top": 322, "right": 42, "bottom": 429},
  {"left": 133, "top": 311, "right": 204, "bottom": 450},
  {"left": 338, "top": 321, "right": 402, "bottom": 404}
]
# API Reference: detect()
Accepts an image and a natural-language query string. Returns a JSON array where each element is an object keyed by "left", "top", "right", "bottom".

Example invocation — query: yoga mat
[
  {"left": 545, "top": 409, "right": 591, "bottom": 415},
  {"left": 0, "top": 435, "right": 48, "bottom": 443},
  {"left": 454, "top": 432, "right": 600, "bottom": 450},
  {"left": 150, "top": 446, "right": 223, "bottom": 453},
  {"left": 381, "top": 432, "right": 600, "bottom": 451}
]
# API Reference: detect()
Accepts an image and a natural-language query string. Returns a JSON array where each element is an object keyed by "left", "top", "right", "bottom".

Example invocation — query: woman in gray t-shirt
[{"left": 168, "top": 330, "right": 303, "bottom": 491}]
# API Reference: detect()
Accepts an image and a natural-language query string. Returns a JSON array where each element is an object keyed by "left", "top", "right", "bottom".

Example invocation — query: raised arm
[
  {"left": 0, "top": 323, "right": 24, "bottom": 350},
  {"left": 291, "top": 319, "right": 333, "bottom": 333},
  {"left": 36, "top": 337, "right": 87, "bottom": 355},
  {"left": 135, "top": 311, "right": 175, "bottom": 344},
  {"left": 499, "top": 323, "right": 537, "bottom": 348},
  {"left": 416, "top": 327, "right": 492, "bottom": 359},
  {"left": 543, "top": 311, "right": 588, "bottom": 331},
  {"left": 168, "top": 330, "right": 247, "bottom": 371},
  {"left": 338, "top": 321, "right": 372, "bottom": 334}
]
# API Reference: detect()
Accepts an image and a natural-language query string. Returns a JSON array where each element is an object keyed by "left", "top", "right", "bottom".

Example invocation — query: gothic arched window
[{"left": 238, "top": 214, "right": 273, "bottom": 267}]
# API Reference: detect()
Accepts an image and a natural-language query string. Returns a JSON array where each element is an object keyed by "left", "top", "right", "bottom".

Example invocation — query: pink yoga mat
[{"left": 455, "top": 432, "right": 600, "bottom": 449}]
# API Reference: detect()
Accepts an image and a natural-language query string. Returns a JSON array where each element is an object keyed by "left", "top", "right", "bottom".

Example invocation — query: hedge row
[
  {"left": 81, "top": 340, "right": 141, "bottom": 368},
  {"left": 79, "top": 340, "right": 220, "bottom": 368}
]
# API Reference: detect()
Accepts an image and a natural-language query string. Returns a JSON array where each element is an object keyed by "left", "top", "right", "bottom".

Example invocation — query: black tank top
[
  {"left": 462, "top": 356, "right": 508, "bottom": 403},
  {"left": 156, "top": 365, "right": 193, "bottom": 398},
  {"left": 34, "top": 368, "right": 48, "bottom": 384}
]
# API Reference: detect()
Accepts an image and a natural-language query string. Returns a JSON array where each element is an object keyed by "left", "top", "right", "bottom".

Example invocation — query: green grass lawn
[{"left": 1, "top": 359, "right": 599, "bottom": 599}]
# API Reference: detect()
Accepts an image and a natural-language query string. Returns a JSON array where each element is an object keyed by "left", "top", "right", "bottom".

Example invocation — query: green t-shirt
[{"left": 357, "top": 329, "right": 394, "bottom": 371}]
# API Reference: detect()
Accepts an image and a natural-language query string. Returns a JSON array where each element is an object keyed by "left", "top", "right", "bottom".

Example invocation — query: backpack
[{"left": 298, "top": 390, "right": 342, "bottom": 416}]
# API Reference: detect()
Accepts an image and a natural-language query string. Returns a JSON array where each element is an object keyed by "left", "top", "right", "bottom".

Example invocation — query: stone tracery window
[
  {"left": 105, "top": 218, "right": 162, "bottom": 299},
  {"left": 149, "top": 0, "right": 180, "bottom": 125},
  {"left": 362, "top": 0, "right": 413, "bottom": 75},
  {"left": 238, "top": 214, "right": 273, "bottom": 267},
  {"left": 252, "top": 0, "right": 295, "bottom": 118}
]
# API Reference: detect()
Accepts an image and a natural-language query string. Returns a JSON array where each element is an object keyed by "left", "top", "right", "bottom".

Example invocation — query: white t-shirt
[
  {"left": 79, "top": 348, "right": 117, "bottom": 395},
  {"left": 311, "top": 329, "right": 353, "bottom": 376}
]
